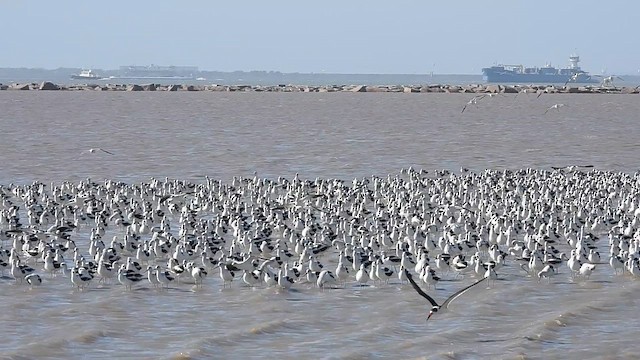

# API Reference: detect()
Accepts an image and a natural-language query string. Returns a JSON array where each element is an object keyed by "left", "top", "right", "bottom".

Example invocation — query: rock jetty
[{"left": 0, "top": 82, "right": 638, "bottom": 94}]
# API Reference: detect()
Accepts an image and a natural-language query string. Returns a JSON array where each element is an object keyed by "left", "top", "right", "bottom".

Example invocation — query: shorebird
[
  {"left": 405, "top": 269, "right": 485, "bottom": 321},
  {"left": 25, "top": 273, "right": 42, "bottom": 288},
  {"left": 544, "top": 103, "right": 566, "bottom": 114},
  {"left": 537, "top": 264, "right": 556, "bottom": 283}
]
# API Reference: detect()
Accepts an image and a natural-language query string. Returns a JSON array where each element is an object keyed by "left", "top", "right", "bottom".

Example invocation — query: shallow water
[{"left": 1, "top": 91, "right": 640, "bottom": 359}]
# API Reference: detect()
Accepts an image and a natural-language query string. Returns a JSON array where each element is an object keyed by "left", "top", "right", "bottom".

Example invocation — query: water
[{"left": 1, "top": 91, "right": 640, "bottom": 359}]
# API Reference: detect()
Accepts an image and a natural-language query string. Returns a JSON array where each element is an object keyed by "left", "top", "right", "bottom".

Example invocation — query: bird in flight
[
  {"left": 598, "top": 75, "right": 624, "bottom": 87},
  {"left": 564, "top": 73, "right": 580, "bottom": 87},
  {"left": 75, "top": 148, "right": 116, "bottom": 160},
  {"left": 461, "top": 94, "right": 487, "bottom": 113},
  {"left": 404, "top": 269, "right": 485, "bottom": 321},
  {"left": 88, "top": 148, "right": 115, "bottom": 155},
  {"left": 544, "top": 103, "right": 566, "bottom": 114}
]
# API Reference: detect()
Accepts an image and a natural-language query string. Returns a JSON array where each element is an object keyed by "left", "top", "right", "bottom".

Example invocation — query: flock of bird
[
  {"left": 461, "top": 91, "right": 568, "bottom": 115},
  {"left": 2, "top": 168, "right": 640, "bottom": 318}
]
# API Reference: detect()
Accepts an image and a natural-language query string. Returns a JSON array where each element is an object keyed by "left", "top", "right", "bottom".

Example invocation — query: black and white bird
[{"left": 405, "top": 269, "right": 485, "bottom": 321}]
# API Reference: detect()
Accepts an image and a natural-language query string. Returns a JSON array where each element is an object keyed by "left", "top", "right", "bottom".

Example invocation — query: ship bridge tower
[{"left": 568, "top": 55, "right": 581, "bottom": 70}]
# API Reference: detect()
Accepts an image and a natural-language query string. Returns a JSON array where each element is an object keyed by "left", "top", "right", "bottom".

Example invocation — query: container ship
[{"left": 482, "top": 55, "right": 597, "bottom": 84}]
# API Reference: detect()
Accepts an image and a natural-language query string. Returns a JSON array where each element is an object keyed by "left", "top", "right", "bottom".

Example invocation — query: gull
[
  {"left": 544, "top": 103, "right": 566, "bottom": 114},
  {"left": 596, "top": 75, "right": 624, "bottom": 87},
  {"left": 88, "top": 148, "right": 115, "bottom": 155},
  {"left": 564, "top": 73, "right": 580, "bottom": 86},
  {"left": 405, "top": 269, "right": 485, "bottom": 321},
  {"left": 461, "top": 94, "right": 486, "bottom": 113},
  {"left": 75, "top": 148, "right": 116, "bottom": 160}
]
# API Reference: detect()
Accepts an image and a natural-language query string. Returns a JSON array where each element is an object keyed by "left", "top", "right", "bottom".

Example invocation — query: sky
[{"left": 0, "top": 1, "right": 638, "bottom": 75}]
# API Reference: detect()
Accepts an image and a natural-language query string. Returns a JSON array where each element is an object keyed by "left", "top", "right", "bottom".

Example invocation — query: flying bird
[
  {"left": 75, "top": 148, "right": 116, "bottom": 160},
  {"left": 564, "top": 73, "right": 580, "bottom": 87},
  {"left": 544, "top": 103, "right": 566, "bottom": 114},
  {"left": 88, "top": 148, "right": 115, "bottom": 155},
  {"left": 405, "top": 269, "right": 485, "bottom": 321},
  {"left": 461, "top": 95, "right": 486, "bottom": 113}
]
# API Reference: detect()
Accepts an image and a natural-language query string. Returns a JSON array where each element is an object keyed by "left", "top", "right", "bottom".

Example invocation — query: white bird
[
  {"left": 118, "top": 264, "right": 143, "bottom": 290},
  {"left": 88, "top": 148, "right": 115, "bottom": 155},
  {"left": 579, "top": 263, "right": 596, "bottom": 279},
  {"left": 146, "top": 266, "right": 160, "bottom": 288},
  {"left": 355, "top": 264, "right": 370, "bottom": 286},
  {"left": 155, "top": 265, "right": 175, "bottom": 289},
  {"left": 564, "top": 73, "right": 580, "bottom": 86},
  {"left": 537, "top": 264, "right": 555, "bottom": 283},
  {"left": 598, "top": 75, "right": 624, "bottom": 87},
  {"left": 242, "top": 270, "right": 261, "bottom": 287},
  {"left": 609, "top": 255, "right": 624, "bottom": 275},
  {"left": 71, "top": 266, "right": 93, "bottom": 290},
  {"left": 277, "top": 268, "right": 295, "bottom": 289},
  {"left": 75, "top": 148, "right": 116, "bottom": 160},
  {"left": 11, "top": 259, "right": 35, "bottom": 284},
  {"left": 588, "top": 249, "right": 601, "bottom": 264},
  {"left": 544, "top": 103, "right": 566, "bottom": 114},
  {"left": 219, "top": 264, "right": 235, "bottom": 288},
  {"left": 421, "top": 265, "right": 440, "bottom": 290},
  {"left": 188, "top": 262, "right": 208, "bottom": 287},
  {"left": 461, "top": 94, "right": 487, "bottom": 113},
  {"left": 316, "top": 270, "right": 337, "bottom": 289},
  {"left": 484, "top": 262, "right": 498, "bottom": 287}
]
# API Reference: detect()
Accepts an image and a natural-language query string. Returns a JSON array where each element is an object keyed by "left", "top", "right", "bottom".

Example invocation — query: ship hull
[
  {"left": 70, "top": 75, "right": 104, "bottom": 80},
  {"left": 482, "top": 72, "right": 597, "bottom": 84}
]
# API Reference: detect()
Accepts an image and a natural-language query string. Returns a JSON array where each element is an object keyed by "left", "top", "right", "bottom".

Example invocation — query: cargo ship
[{"left": 482, "top": 55, "right": 597, "bottom": 84}]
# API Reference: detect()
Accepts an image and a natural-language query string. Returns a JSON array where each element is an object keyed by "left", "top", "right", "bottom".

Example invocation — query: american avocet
[
  {"left": 355, "top": 263, "right": 370, "bottom": 287},
  {"left": 405, "top": 269, "right": 485, "bottom": 321},
  {"left": 71, "top": 266, "right": 93, "bottom": 290},
  {"left": 188, "top": 262, "right": 208, "bottom": 287},
  {"left": 316, "top": 270, "right": 337, "bottom": 289},
  {"left": 146, "top": 266, "right": 160, "bottom": 289},
  {"left": 484, "top": 262, "right": 498, "bottom": 287},
  {"left": 579, "top": 263, "right": 596, "bottom": 279},
  {"left": 118, "top": 264, "right": 143, "bottom": 291},
  {"left": 10, "top": 258, "right": 36, "bottom": 284},
  {"left": 155, "top": 265, "right": 175, "bottom": 289},
  {"left": 277, "top": 268, "right": 295, "bottom": 289},
  {"left": 242, "top": 270, "right": 261, "bottom": 287}
]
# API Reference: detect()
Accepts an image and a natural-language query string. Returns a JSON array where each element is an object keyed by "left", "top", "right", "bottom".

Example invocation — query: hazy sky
[{"left": 1, "top": 1, "right": 637, "bottom": 74}]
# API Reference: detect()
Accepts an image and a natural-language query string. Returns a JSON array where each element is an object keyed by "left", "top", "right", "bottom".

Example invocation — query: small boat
[{"left": 70, "top": 69, "right": 104, "bottom": 80}]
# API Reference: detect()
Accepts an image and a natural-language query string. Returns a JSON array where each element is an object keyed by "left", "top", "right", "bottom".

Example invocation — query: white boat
[{"left": 70, "top": 69, "right": 104, "bottom": 80}]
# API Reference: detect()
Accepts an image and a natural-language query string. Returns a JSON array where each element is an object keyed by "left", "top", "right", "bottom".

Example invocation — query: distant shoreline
[{"left": 0, "top": 81, "right": 638, "bottom": 94}]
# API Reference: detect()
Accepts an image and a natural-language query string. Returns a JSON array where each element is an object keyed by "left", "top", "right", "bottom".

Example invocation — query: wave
[{"left": 165, "top": 318, "right": 309, "bottom": 359}]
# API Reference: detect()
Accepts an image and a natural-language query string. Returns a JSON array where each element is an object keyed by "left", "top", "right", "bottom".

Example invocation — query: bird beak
[{"left": 427, "top": 311, "right": 433, "bottom": 321}]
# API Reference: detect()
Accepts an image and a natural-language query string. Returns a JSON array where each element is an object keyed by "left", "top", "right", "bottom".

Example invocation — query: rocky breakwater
[{"left": 0, "top": 81, "right": 638, "bottom": 94}]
